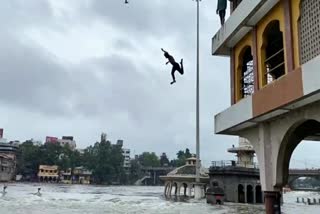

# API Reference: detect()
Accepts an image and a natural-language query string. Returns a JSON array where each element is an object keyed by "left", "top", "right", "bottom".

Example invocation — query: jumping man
[{"left": 161, "top": 48, "right": 184, "bottom": 85}]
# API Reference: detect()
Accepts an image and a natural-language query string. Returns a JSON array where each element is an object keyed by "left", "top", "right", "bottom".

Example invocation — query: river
[{"left": 0, "top": 183, "right": 319, "bottom": 213}]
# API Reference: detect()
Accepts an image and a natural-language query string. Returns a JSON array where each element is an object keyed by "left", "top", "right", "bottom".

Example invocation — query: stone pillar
[
  {"left": 264, "top": 191, "right": 281, "bottom": 214},
  {"left": 177, "top": 183, "right": 181, "bottom": 196},
  {"left": 253, "top": 186, "right": 256, "bottom": 204},
  {"left": 188, "top": 184, "right": 192, "bottom": 197},
  {"left": 194, "top": 184, "right": 203, "bottom": 199},
  {"left": 164, "top": 182, "right": 168, "bottom": 196},
  {"left": 166, "top": 183, "right": 170, "bottom": 196},
  {"left": 169, "top": 182, "right": 172, "bottom": 196},
  {"left": 174, "top": 184, "right": 178, "bottom": 195},
  {"left": 244, "top": 184, "right": 247, "bottom": 203},
  {"left": 184, "top": 185, "right": 187, "bottom": 196}
]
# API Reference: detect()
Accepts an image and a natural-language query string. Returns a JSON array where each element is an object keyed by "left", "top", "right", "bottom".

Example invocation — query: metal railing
[{"left": 211, "top": 160, "right": 259, "bottom": 169}]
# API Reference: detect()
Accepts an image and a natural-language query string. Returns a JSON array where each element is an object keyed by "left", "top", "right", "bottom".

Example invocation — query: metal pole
[{"left": 195, "top": 0, "right": 200, "bottom": 184}]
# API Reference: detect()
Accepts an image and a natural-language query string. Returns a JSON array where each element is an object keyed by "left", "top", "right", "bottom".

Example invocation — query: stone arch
[
  {"left": 238, "top": 184, "right": 245, "bottom": 203},
  {"left": 255, "top": 185, "right": 263, "bottom": 203},
  {"left": 236, "top": 45, "right": 254, "bottom": 99},
  {"left": 276, "top": 119, "right": 320, "bottom": 188},
  {"left": 288, "top": 176, "right": 320, "bottom": 189},
  {"left": 246, "top": 185, "right": 254, "bottom": 203},
  {"left": 261, "top": 19, "right": 285, "bottom": 85}
]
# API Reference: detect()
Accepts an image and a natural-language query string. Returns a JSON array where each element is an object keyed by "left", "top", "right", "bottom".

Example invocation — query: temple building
[
  {"left": 160, "top": 157, "right": 209, "bottom": 198},
  {"left": 208, "top": 138, "right": 262, "bottom": 204}
]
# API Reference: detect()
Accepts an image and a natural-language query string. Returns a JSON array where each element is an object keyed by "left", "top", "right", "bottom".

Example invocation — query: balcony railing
[{"left": 211, "top": 160, "right": 259, "bottom": 169}]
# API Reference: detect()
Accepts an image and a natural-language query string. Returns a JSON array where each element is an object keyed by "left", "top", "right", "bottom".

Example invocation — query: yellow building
[
  {"left": 38, "top": 165, "right": 59, "bottom": 182},
  {"left": 212, "top": 0, "right": 320, "bottom": 213},
  {"left": 60, "top": 167, "right": 92, "bottom": 184}
]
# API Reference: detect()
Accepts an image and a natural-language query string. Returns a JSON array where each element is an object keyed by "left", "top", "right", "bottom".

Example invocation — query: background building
[
  {"left": 122, "top": 148, "right": 131, "bottom": 170},
  {"left": 0, "top": 132, "right": 19, "bottom": 182},
  {"left": 46, "top": 136, "right": 76, "bottom": 150},
  {"left": 38, "top": 165, "right": 59, "bottom": 182},
  {"left": 58, "top": 136, "right": 76, "bottom": 150}
]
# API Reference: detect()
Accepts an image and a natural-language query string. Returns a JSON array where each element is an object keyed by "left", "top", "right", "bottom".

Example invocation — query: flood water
[{"left": 0, "top": 183, "right": 320, "bottom": 213}]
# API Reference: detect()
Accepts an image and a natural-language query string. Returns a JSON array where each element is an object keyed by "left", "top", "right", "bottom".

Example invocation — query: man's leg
[
  {"left": 219, "top": 10, "right": 226, "bottom": 25},
  {"left": 171, "top": 68, "right": 176, "bottom": 84},
  {"left": 179, "top": 59, "right": 184, "bottom": 75}
]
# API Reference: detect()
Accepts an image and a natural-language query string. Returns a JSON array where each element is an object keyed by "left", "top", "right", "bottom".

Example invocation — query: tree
[
  {"left": 171, "top": 148, "right": 193, "bottom": 167},
  {"left": 83, "top": 140, "right": 124, "bottom": 184},
  {"left": 138, "top": 152, "right": 160, "bottom": 167},
  {"left": 17, "top": 141, "right": 42, "bottom": 180},
  {"left": 129, "top": 159, "right": 142, "bottom": 184}
]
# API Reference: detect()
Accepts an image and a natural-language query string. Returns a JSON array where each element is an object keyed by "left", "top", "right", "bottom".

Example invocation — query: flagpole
[
  {"left": 194, "top": 0, "right": 202, "bottom": 200},
  {"left": 195, "top": 0, "right": 200, "bottom": 184}
]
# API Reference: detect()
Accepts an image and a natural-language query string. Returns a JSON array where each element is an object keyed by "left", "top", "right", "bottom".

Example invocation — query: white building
[
  {"left": 122, "top": 148, "right": 131, "bottom": 169},
  {"left": 58, "top": 136, "right": 76, "bottom": 150}
]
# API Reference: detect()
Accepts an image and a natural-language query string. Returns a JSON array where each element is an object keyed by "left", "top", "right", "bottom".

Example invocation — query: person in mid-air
[
  {"left": 161, "top": 48, "right": 184, "bottom": 85},
  {"left": 1, "top": 186, "right": 7, "bottom": 197}
]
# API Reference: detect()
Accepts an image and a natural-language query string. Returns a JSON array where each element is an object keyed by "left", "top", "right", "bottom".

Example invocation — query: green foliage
[
  {"left": 17, "top": 139, "right": 124, "bottom": 184},
  {"left": 138, "top": 152, "right": 160, "bottom": 167},
  {"left": 171, "top": 148, "right": 192, "bottom": 167},
  {"left": 17, "top": 139, "right": 193, "bottom": 185},
  {"left": 129, "top": 159, "right": 142, "bottom": 184},
  {"left": 17, "top": 141, "right": 42, "bottom": 178},
  {"left": 87, "top": 140, "right": 125, "bottom": 184}
]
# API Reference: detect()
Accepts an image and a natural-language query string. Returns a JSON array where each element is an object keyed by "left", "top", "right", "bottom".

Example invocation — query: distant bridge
[
  {"left": 288, "top": 169, "right": 320, "bottom": 190},
  {"left": 137, "top": 166, "right": 175, "bottom": 185}
]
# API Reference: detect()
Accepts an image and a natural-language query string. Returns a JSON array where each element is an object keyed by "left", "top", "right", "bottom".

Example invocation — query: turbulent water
[{"left": 0, "top": 183, "right": 320, "bottom": 214}]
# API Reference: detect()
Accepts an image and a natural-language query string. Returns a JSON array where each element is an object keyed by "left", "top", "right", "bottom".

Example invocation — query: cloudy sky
[{"left": 1, "top": 0, "right": 319, "bottom": 168}]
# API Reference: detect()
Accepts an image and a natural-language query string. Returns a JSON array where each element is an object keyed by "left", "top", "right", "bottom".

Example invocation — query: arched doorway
[
  {"left": 262, "top": 20, "right": 285, "bottom": 85},
  {"left": 238, "top": 184, "right": 245, "bottom": 203},
  {"left": 246, "top": 185, "right": 254, "bottom": 203},
  {"left": 240, "top": 46, "right": 254, "bottom": 98},
  {"left": 276, "top": 119, "right": 320, "bottom": 188},
  {"left": 255, "top": 185, "right": 263, "bottom": 203}
]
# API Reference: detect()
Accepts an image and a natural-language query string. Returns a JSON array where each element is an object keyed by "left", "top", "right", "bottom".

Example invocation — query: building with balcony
[
  {"left": 122, "top": 148, "right": 131, "bottom": 170},
  {"left": 0, "top": 154, "right": 16, "bottom": 181},
  {"left": 212, "top": 0, "right": 320, "bottom": 212},
  {"left": 38, "top": 165, "right": 59, "bottom": 182},
  {"left": 73, "top": 166, "right": 92, "bottom": 184},
  {"left": 60, "top": 167, "right": 92, "bottom": 184},
  {"left": 0, "top": 143, "right": 18, "bottom": 181}
]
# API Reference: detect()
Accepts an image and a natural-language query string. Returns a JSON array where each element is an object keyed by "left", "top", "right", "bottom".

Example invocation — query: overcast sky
[{"left": 1, "top": 0, "right": 319, "bottom": 168}]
